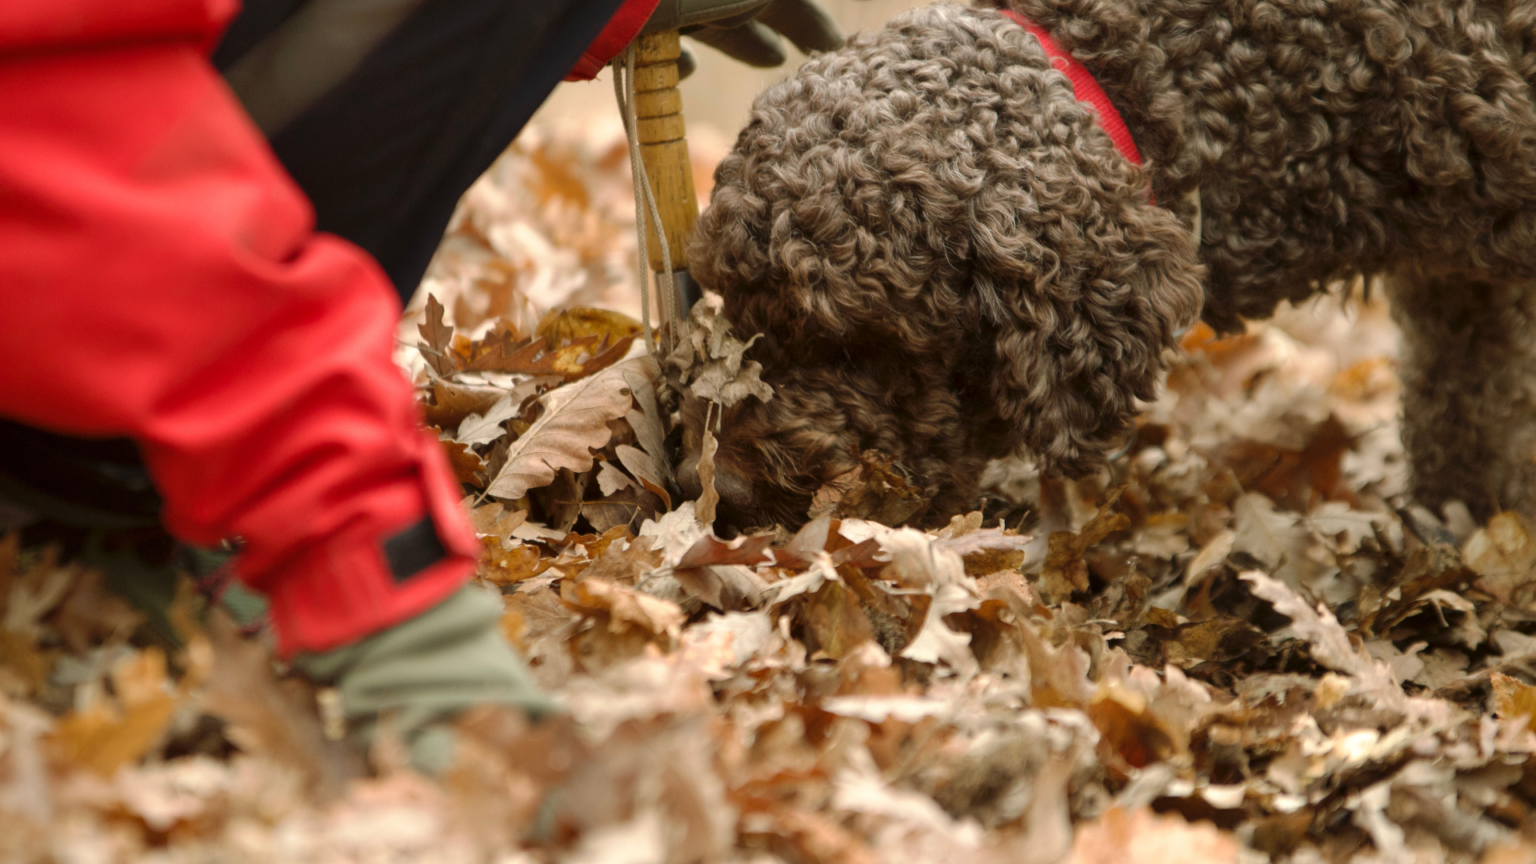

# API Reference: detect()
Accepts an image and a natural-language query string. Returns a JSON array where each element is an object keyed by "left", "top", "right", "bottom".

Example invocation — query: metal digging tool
[{"left": 633, "top": 30, "right": 705, "bottom": 319}]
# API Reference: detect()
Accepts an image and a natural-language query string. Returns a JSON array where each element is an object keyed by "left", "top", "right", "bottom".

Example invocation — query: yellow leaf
[
  {"left": 48, "top": 696, "right": 177, "bottom": 776},
  {"left": 536, "top": 307, "right": 641, "bottom": 345},
  {"left": 1491, "top": 671, "right": 1536, "bottom": 732},
  {"left": 0, "top": 629, "right": 53, "bottom": 696},
  {"left": 46, "top": 648, "right": 182, "bottom": 776}
]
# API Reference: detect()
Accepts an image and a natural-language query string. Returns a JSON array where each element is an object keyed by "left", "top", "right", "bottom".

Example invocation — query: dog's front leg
[{"left": 1385, "top": 265, "right": 1536, "bottom": 521}]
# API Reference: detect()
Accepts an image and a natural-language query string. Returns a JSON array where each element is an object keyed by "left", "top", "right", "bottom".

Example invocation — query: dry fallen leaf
[
  {"left": 623, "top": 364, "right": 670, "bottom": 484},
  {"left": 1464, "top": 512, "right": 1536, "bottom": 602},
  {"left": 485, "top": 355, "right": 657, "bottom": 500},
  {"left": 199, "top": 611, "right": 362, "bottom": 800},
  {"left": 1066, "top": 807, "right": 1240, "bottom": 864},
  {"left": 46, "top": 648, "right": 179, "bottom": 777},
  {"left": 417, "top": 294, "right": 456, "bottom": 377},
  {"left": 18, "top": 115, "right": 1536, "bottom": 864},
  {"left": 1491, "top": 671, "right": 1536, "bottom": 733},
  {"left": 616, "top": 443, "right": 672, "bottom": 510},
  {"left": 536, "top": 306, "right": 642, "bottom": 345},
  {"left": 438, "top": 436, "right": 488, "bottom": 485},
  {"left": 561, "top": 577, "right": 685, "bottom": 643},
  {"left": 423, "top": 378, "right": 505, "bottom": 429},
  {"left": 808, "top": 450, "right": 930, "bottom": 526},
  {"left": 1040, "top": 488, "right": 1130, "bottom": 599},
  {"left": 694, "top": 408, "right": 722, "bottom": 528},
  {"left": 663, "top": 301, "right": 774, "bottom": 407},
  {"left": 455, "top": 393, "right": 522, "bottom": 446}
]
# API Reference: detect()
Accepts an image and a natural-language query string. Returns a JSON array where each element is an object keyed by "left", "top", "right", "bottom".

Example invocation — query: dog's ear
[{"left": 991, "top": 201, "right": 1204, "bottom": 477}]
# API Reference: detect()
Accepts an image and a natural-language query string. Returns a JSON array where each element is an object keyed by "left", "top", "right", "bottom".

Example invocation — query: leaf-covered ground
[{"left": 6, "top": 123, "right": 1536, "bottom": 864}]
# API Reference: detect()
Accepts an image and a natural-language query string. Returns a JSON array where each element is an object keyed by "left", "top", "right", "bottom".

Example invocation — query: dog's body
[{"left": 685, "top": 0, "right": 1536, "bottom": 529}]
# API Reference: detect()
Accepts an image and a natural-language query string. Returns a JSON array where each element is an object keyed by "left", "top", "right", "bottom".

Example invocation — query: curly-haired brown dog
[{"left": 683, "top": 0, "right": 1536, "bottom": 530}]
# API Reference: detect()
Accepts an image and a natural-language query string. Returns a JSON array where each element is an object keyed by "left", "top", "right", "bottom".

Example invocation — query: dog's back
[{"left": 1002, "top": 0, "right": 1536, "bottom": 327}]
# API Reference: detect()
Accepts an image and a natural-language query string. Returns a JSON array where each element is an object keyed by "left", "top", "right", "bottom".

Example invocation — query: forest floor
[{"left": 4, "top": 121, "right": 1536, "bottom": 864}]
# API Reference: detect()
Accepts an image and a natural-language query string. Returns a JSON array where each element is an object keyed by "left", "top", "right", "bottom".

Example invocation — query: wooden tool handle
[{"left": 633, "top": 31, "right": 699, "bottom": 274}]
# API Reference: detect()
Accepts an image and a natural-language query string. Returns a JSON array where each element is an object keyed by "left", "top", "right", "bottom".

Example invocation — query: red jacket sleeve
[{"left": 0, "top": 7, "right": 477, "bottom": 656}]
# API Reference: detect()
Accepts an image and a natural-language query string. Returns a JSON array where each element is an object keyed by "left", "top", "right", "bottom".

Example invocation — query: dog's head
[{"left": 683, "top": 3, "right": 1204, "bottom": 527}]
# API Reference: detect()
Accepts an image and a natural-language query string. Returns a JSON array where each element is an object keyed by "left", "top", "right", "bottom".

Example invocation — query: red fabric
[
  {"left": 0, "top": 0, "right": 238, "bottom": 53},
  {"left": 565, "top": 0, "right": 662, "bottom": 81},
  {"left": 0, "top": 1, "right": 477, "bottom": 656},
  {"left": 999, "top": 10, "right": 1144, "bottom": 168}
]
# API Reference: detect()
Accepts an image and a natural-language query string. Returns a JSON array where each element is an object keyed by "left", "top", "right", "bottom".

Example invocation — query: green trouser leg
[{"left": 83, "top": 536, "right": 269, "bottom": 647}]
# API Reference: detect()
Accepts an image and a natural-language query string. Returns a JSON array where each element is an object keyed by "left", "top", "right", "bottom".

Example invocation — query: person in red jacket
[{"left": 0, "top": 0, "right": 848, "bottom": 772}]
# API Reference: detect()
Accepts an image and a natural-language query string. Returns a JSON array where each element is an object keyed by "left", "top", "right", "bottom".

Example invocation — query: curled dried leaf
[
  {"left": 485, "top": 355, "right": 657, "bottom": 501},
  {"left": 662, "top": 302, "right": 773, "bottom": 407}
]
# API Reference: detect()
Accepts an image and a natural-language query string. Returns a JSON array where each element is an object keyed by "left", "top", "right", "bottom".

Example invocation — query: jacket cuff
[
  {"left": 257, "top": 431, "right": 479, "bottom": 657},
  {"left": 566, "top": 0, "right": 662, "bottom": 81}
]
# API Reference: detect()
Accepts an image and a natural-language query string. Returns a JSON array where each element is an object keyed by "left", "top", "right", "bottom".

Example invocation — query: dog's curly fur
[
  {"left": 685, "top": 0, "right": 1536, "bottom": 529},
  {"left": 684, "top": 3, "right": 1203, "bottom": 529}
]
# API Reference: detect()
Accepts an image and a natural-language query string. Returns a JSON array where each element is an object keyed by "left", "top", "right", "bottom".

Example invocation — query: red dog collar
[{"left": 1000, "top": 10, "right": 1144, "bottom": 168}]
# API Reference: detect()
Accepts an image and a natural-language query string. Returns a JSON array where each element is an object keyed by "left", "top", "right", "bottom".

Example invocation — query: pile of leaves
[{"left": 6, "top": 126, "right": 1536, "bottom": 864}]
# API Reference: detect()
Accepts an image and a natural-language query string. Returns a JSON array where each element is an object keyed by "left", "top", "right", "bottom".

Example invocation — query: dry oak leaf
[
  {"left": 1088, "top": 680, "right": 1182, "bottom": 771},
  {"left": 454, "top": 393, "right": 521, "bottom": 446},
  {"left": 466, "top": 500, "right": 528, "bottom": 537},
  {"left": 561, "top": 577, "right": 684, "bottom": 642},
  {"left": 46, "top": 648, "right": 179, "bottom": 776},
  {"left": 672, "top": 534, "right": 773, "bottom": 611},
  {"left": 1240, "top": 570, "right": 1361, "bottom": 675},
  {"left": 596, "top": 459, "right": 638, "bottom": 496},
  {"left": 501, "top": 580, "right": 578, "bottom": 656},
  {"left": 1491, "top": 671, "right": 1536, "bottom": 734},
  {"left": 676, "top": 535, "right": 775, "bottom": 569},
  {"left": 436, "top": 435, "right": 487, "bottom": 485},
  {"left": 663, "top": 301, "right": 773, "bottom": 407},
  {"left": 693, "top": 407, "right": 722, "bottom": 527},
  {"left": 1464, "top": 512, "right": 1536, "bottom": 602},
  {"left": 616, "top": 444, "right": 672, "bottom": 511},
  {"left": 468, "top": 330, "right": 637, "bottom": 380},
  {"left": 422, "top": 379, "right": 504, "bottom": 430},
  {"left": 544, "top": 334, "right": 638, "bottom": 378},
  {"left": 1241, "top": 570, "right": 1414, "bottom": 715},
  {"left": 623, "top": 364, "right": 670, "bottom": 484},
  {"left": 1041, "top": 488, "right": 1130, "bottom": 598},
  {"left": 480, "top": 537, "right": 551, "bottom": 585},
  {"left": 584, "top": 488, "right": 663, "bottom": 534},
  {"left": 450, "top": 375, "right": 555, "bottom": 446},
  {"left": 416, "top": 294, "right": 455, "bottom": 377},
  {"left": 933, "top": 524, "right": 1033, "bottom": 576},
  {"left": 809, "top": 450, "right": 929, "bottom": 527},
  {"left": 462, "top": 333, "right": 549, "bottom": 374},
  {"left": 199, "top": 610, "right": 361, "bottom": 799},
  {"left": 1065, "top": 807, "right": 1239, "bottom": 864},
  {"left": 485, "top": 355, "right": 656, "bottom": 501},
  {"left": 1231, "top": 492, "right": 1304, "bottom": 571},
  {"left": 536, "top": 306, "right": 641, "bottom": 345}
]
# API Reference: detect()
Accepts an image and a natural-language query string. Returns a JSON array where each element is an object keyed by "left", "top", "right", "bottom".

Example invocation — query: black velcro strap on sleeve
[{"left": 382, "top": 515, "right": 448, "bottom": 583}]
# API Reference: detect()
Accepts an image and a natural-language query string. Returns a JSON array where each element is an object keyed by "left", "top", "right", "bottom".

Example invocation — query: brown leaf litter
[{"left": 6, "top": 126, "right": 1536, "bottom": 864}]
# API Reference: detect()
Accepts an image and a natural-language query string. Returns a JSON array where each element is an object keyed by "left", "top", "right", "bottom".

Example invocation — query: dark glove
[
  {"left": 644, "top": 0, "right": 851, "bottom": 73},
  {"left": 292, "top": 584, "right": 556, "bottom": 775}
]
